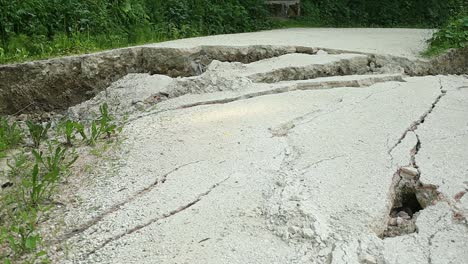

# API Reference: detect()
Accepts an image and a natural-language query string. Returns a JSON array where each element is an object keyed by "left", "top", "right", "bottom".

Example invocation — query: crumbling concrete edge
[{"left": 0, "top": 45, "right": 465, "bottom": 115}]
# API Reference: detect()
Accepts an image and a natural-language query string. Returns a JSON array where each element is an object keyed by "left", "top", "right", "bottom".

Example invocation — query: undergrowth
[
  {"left": 425, "top": 14, "right": 468, "bottom": 56},
  {"left": 0, "top": 0, "right": 465, "bottom": 64},
  {"left": 0, "top": 103, "right": 121, "bottom": 263},
  {"left": 0, "top": 0, "right": 271, "bottom": 64},
  {"left": 296, "top": 0, "right": 464, "bottom": 28}
]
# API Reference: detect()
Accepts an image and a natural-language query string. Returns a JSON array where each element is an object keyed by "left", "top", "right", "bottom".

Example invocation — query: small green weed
[
  {"left": 58, "top": 120, "right": 87, "bottom": 146},
  {"left": 3, "top": 146, "right": 76, "bottom": 211},
  {"left": 98, "top": 103, "right": 118, "bottom": 139},
  {"left": 0, "top": 118, "right": 23, "bottom": 158},
  {"left": 0, "top": 208, "right": 46, "bottom": 261},
  {"left": 1, "top": 105, "right": 121, "bottom": 262},
  {"left": 1, "top": 146, "right": 76, "bottom": 261},
  {"left": 87, "top": 103, "right": 120, "bottom": 146},
  {"left": 26, "top": 121, "right": 51, "bottom": 149},
  {"left": 0, "top": 154, "right": 40, "bottom": 261},
  {"left": 28, "top": 146, "right": 78, "bottom": 207}
]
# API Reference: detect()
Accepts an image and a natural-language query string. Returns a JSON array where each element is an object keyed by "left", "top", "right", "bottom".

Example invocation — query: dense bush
[
  {"left": 299, "top": 0, "right": 465, "bottom": 27},
  {"left": 0, "top": 0, "right": 466, "bottom": 63},
  {"left": 426, "top": 14, "right": 468, "bottom": 55},
  {"left": 0, "top": 0, "right": 270, "bottom": 63}
]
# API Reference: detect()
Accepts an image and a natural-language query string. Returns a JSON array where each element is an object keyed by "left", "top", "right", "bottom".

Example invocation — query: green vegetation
[
  {"left": 26, "top": 121, "right": 51, "bottom": 149},
  {"left": 275, "top": 1, "right": 466, "bottom": 56},
  {"left": 0, "top": 104, "right": 121, "bottom": 263},
  {"left": 1, "top": 0, "right": 465, "bottom": 64},
  {"left": 58, "top": 120, "right": 87, "bottom": 146},
  {"left": 296, "top": 0, "right": 464, "bottom": 27},
  {"left": 1, "top": 147, "right": 77, "bottom": 263},
  {"left": 0, "top": 119, "right": 22, "bottom": 158},
  {"left": 425, "top": 14, "right": 468, "bottom": 56},
  {"left": 0, "top": 0, "right": 270, "bottom": 64},
  {"left": 0, "top": 1, "right": 465, "bottom": 62},
  {"left": 87, "top": 103, "right": 121, "bottom": 146}
]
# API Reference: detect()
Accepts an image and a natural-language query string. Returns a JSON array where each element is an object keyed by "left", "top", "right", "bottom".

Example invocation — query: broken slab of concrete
[
  {"left": 0, "top": 45, "right": 302, "bottom": 114},
  {"left": 0, "top": 30, "right": 466, "bottom": 115},
  {"left": 53, "top": 71, "right": 467, "bottom": 264}
]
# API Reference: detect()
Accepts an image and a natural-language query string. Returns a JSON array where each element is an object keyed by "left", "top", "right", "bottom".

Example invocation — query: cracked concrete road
[
  {"left": 150, "top": 28, "right": 433, "bottom": 58},
  {"left": 55, "top": 29, "right": 468, "bottom": 264}
]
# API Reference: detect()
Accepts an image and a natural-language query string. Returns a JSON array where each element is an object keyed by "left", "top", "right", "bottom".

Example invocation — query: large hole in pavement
[
  {"left": 382, "top": 167, "right": 439, "bottom": 238},
  {"left": 394, "top": 190, "right": 423, "bottom": 217}
]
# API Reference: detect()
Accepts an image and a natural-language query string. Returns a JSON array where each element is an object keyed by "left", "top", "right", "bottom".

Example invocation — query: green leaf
[
  {"left": 32, "top": 164, "right": 39, "bottom": 183},
  {"left": 463, "top": 21, "right": 468, "bottom": 27},
  {"left": 32, "top": 149, "right": 43, "bottom": 162},
  {"left": 25, "top": 235, "right": 38, "bottom": 250}
]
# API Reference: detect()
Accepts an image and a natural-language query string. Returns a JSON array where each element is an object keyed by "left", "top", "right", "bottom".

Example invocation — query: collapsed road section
[
  {"left": 0, "top": 30, "right": 467, "bottom": 264},
  {"left": 0, "top": 43, "right": 466, "bottom": 115}
]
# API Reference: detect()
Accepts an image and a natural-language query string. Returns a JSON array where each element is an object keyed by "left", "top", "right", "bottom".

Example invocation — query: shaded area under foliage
[{"left": 298, "top": 0, "right": 465, "bottom": 27}]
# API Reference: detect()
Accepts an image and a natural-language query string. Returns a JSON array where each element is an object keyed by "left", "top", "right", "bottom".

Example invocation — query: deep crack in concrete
[
  {"left": 388, "top": 78, "right": 447, "bottom": 155},
  {"left": 60, "top": 161, "right": 201, "bottom": 242},
  {"left": 84, "top": 175, "right": 231, "bottom": 260},
  {"left": 383, "top": 78, "right": 448, "bottom": 238}
]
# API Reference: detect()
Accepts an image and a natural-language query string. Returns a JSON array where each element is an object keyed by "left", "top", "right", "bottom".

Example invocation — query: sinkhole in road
[{"left": 382, "top": 168, "right": 440, "bottom": 238}]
